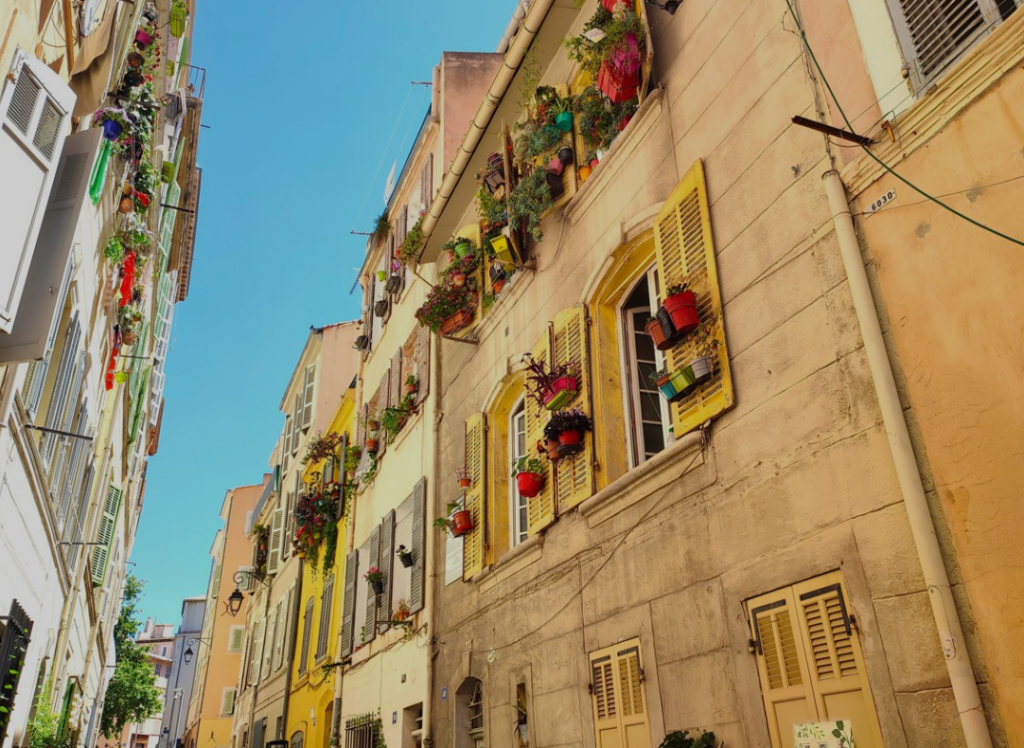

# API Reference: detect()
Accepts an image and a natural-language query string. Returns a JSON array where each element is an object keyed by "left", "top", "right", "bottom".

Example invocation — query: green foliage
[
  {"left": 414, "top": 282, "right": 475, "bottom": 333},
  {"left": 511, "top": 456, "right": 545, "bottom": 477},
  {"left": 380, "top": 394, "right": 416, "bottom": 443},
  {"left": 517, "top": 48, "right": 542, "bottom": 111},
  {"left": 575, "top": 85, "right": 638, "bottom": 156},
  {"left": 374, "top": 210, "right": 391, "bottom": 240},
  {"left": 133, "top": 160, "right": 158, "bottom": 198},
  {"left": 28, "top": 679, "right": 67, "bottom": 748},
  {"left": 565, "top": 5, "right": 645, "bottom": 77},
  {"left": 103, "top": 236, "right": 125, "bottom": 263},
  {"left": 512, "top": 121, "right": 563, "bottom": 164},
  {"left": 658, "top": 730, "right": 716, "bottom": 748},
  {"left": 101, "top": 575, "right": 161, "bottom": 738},
  {"left": 476, "top": 182, "right": 508, "bottom": 227},
  {"left": 398, "top": 214, "right": 425, "bottom": 264},
  {"left": 507, "top": 168, "right": 554, "bottom": 242}
]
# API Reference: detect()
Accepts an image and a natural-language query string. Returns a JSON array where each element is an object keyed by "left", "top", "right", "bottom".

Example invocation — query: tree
[{"left": 100, "top": 575, "right": 162, "bottom": 737}]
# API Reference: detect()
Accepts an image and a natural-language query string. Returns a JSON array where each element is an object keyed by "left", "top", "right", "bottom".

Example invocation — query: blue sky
[{"left": 132, "top": 0, "right": 517, "bottom": 624}]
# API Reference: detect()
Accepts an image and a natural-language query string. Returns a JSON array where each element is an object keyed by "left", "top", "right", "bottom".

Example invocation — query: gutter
[
  {"left": 821, "top": 170, "right": 994, "bottom": 748},
  {"left": 417, "top": 0, "right": 558, "bottom": 258}
]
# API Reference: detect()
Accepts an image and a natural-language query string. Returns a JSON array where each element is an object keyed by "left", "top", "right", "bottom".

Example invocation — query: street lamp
[
  {"left": 182, "top": 637, "right": 212, "bottom": 665},
  {"left": 227, "top": 571, "right": 270, "bottom": 618}
]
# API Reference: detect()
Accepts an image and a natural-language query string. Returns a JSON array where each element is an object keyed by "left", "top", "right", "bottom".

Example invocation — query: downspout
[
  {"left": 419, "top": 0, "right": 557, "bottom": 254},
  {"left": 821, "top": 171, "right": 994, "bottom": 748},
  {"left": 423, "top": 333, "right": 443, "bottom": 748},
  {"left": 280, "top": 560, "right": 304, "bottom": 740},
  {"left": 246, "top": 588, "right": 273, "bottom": 748},
  {"left": 495, "top": 1, "right": 530, "bottom": 54}
]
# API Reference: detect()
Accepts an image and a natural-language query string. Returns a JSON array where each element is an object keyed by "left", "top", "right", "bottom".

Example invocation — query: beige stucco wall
[
  {"left": 427, "top": 1, "right": 988, "bottom": 747},
  {"left": 838, "top": 35, "right": 1024, "bottom": 747}
]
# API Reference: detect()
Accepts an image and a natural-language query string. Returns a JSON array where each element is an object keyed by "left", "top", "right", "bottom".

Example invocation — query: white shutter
[
  {"left": 292, "top": 394, "right": 302, "bottom": 453},
  {"left": 41, "top": 315, "right": 82, "bottom": 463},
  {"left": 261, "top": 608, "right": 276, "bottom": 679},
  {"left": 267, "top": 508, "right": 284, "bottom": 574},
  {"left": 302, "top": 365, "right": 316, "bottom": 429},
  {"left": 228, "top": 626, "right": 246, "bottom": 653},
  {"left": 221, "top": 688, "right": 236, "bottom": 716},
  {"left": 273, "top": 595, "right": 288, "bottom": 671},
  {"left": 244, "top": 510, "right": 254, "bottom": 536},
  {"left": 91, "top": 485, "right": 122, "bottom": 586},
  {"left": 249, "top": 619, "right": 265, "bottom": 686},
  {"left": 0, "top": 51, "right": 76, "bottom": 333}
]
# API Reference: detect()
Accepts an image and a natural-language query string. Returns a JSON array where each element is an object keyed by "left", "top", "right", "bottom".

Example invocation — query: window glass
[
  {"left": 509, "top": 400, "right": 528, "bottom": 548},
  {"left": 622, "top": 271, "right": 669, "bottom": 466}
]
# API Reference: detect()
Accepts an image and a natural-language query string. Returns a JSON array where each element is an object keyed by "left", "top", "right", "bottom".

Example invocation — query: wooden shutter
[
  {"left": 364, "top": 525, "right": 380, "bottom": 643},
  {"left": 221, "top": 688, "right": 236, "bottom": 716},
  {"left": 65, "top": 464, "right": 94, "bottom": 570},
  {"left": 341, "top": 551, "right": 358, "bottom": 656},
  {"left": 229, "top": 626, "right": 246, "bottom": 653},
  {"left": 589, "top": 639, "right": 651, "bottom": 748},
  {"left": 262, "top": 607, "right": 276, "bottom": 678},
  {"left": 409, "top": 479, "right": 426, "bottom": 613},
  {"left": 41, "top": 314, "right": 81, "bottom": 463},
  {"left": 551, "top": 306, "right": 594, "bottom": 511},
  {"left": 421, "top": 153, "right": 434, "bottom": 207},
  {"left": 317, "top": 574, "right": 334, "bottom": 661},
  {"left": 389, "top": 349, "right": 403, "bottom": 409},
  {"left": 397, "top": 206, "right": 408, "bottom": 291},
  {"left": 462, "top": 413, "right": 487, "bottom": 580},
  {"left": 273, "top": 593, "right": 289, "bottom": 671},
  {"left": 250, "top": 618, "right": 265, "bottom": 686},
  {"left": 90, "top": 485, "right": 122, "bottom": 586},
  {"left": 415, "top": 326, "right": 430, "bottom": 405},
  {"left": 336, "top": 433, "right": 349, "bottom": 521},
  {"left": 267, "top": 507, "right": 284, "bottom": 574},
  {"left": 892, "top": 0, "right": 986, "bottom": 84},
  {"left": 653, "top": 160, "right": 734, "bottom": 437},
  {"left": 299, "top": 597, "right": 314, "bottom": 675},
  {"left": 748, "top": 573, "right": 884, "bottom": 748},
  {"left": 356, "top": 403, "right": 366, "bottom": 450},
  {"left": 525, "top": 328, "right": 555, "bottom": 536},
  {"left": 377, "top": 512, "right": 395, "bottom": 633},
  {"left": 302, "top": 364, "right": 316, "bottom": 429},
  {"left": 292, "top": 394, "right": 302, "bottom": 453}
]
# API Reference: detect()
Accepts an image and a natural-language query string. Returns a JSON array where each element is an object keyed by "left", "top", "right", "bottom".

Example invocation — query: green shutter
[{"left": 91, "top": 486, "right": 123, "bottom": 586}]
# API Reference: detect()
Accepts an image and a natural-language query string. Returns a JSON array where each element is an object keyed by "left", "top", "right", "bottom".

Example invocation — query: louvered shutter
[
  {"left": 317, "top": 574, "right": 334, "bottom": 661},
  {"left": 589, "top": 640, "right": 650, "bottom": 748},
  {"left": 302, "top": 365, "right": 316, "bottom": 429},
  {"left": 462, "top": 414, "right": 487, "bottom": 579},
  {"left": 54, "top": 395, "right": 87, "bottom": 526},
  {"left": 229, "top": 626, "right": 246, "bottom": 653},
  {"left": 261, "top": 608, "right": 276, "bottom": 679},
  {"left": 397, "top": 206, "right": 408, "bottom": 291},
  {"left": 221, "top": 688, "right": 236, "bottom": 716},
  {"left": 251, "top": 715, "right": 264, "bottom": 748},
  {"left": 377, "top": 512, "right": 395, "bottom": 633},
  {"left": 409, "top": 479, "right": 426, "bottom": 613},
  {"left": 375, "top": 377, "right": 390, "bottom": 457},
  {"left": 0, "top": 53, "right": 74, "bottom": 333},
  {"left": 267, "top": 508, "right": 284, "bottom": 574},
  {"left": 356, "top": 404, "right": 366, "bottom": 451},
  {"left": 364, "top": 526, "right": 380, "bottom": 643},
  {"left": 341, "top": 551, "right": 358, "bottom": 656},
  {"left": 299, "top": 597, "right": 314, "bottom": 675},
  {"left": 336, "top": 433, "right": 349, "bottom": 521},
  {"left": 653, "top": 160, "right": 734, "bottom": 437},
  {"left": 273, "top": 595, "right": 288, "bottom": 671},
  {"left": 249, "top": 619, "right": 265, "bottom": 686},
  {"left": 590, "top": 653, "right": 620, "bottom": 748},
  {"left": 90, "top": 485, "right": 121, "bottom": 586},
  {"left": 551, "top": 306, "right": 595, "bottom": 510},
  {"left": 65, "top": 463, "right": 94, "bottom": 570},
  {"left": 415, "top": 326, "right": 430, "bottom": 405},
  {"left": 421, "top": 154, "right": 434, "bottom": 207},
  {"left": 292, "top": 394, "right": 302, "bottom": 453},
  {"left": 793, "top": 575, "right": 884, "bottom": 747},
  {"left": 389, "top": 349, "right": 403, "bottom": 409},
  {"left": 525, "top": 328, "right": 555, "bottom": 536},
  {"left": 889, "top": 0, "right": 988, "bottom": 87},
  {"left": 48, "top": 352, "right": 85, "bottom": 500},
  {"left": 41, "top": 314, "right": 81, "bottom": 463}
]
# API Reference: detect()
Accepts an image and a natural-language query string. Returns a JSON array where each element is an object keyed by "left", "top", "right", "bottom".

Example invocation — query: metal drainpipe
[
  {"left": 422, "top": 332, "right": 443, "bottom": 748},
  {"left": 280, "top": 561, "right": 304, "bottom": 740},
  {"left": 419, "top": 0, "right": 557, "bottom": 252},
  {"left": 822, "top": 170, "right": 994, "bottom": 748},
  {"left": 247, "top": 586, "right": 274, "bottom": 748},
  {"left": 495, "top": 1, "right": 530, "bottom": 54}
]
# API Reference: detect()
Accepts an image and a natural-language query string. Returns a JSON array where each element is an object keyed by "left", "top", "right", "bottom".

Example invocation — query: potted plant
[
  {"left": 539, "top": 436, "right": 563, "bottom": 462},
  {"left": 415, "top": 282, "right": 476, "bottom": 334},
  {"left": 557, "top": 146, "right": 574, "bottom": 168},
  {"left": 508, "top": 167, "right": 554, "bottom": 242},
  {"left": 364, "top": 567, "right": 385, "bottom": 596},
  {"left": 169, "top": 0, "right": 187, "bottom": 37},
  {"left": 663, "top": 281, "right": 699, "bottom": 336},
  {"left": 396, "top": 546, "right": 414, "bottom": 569},
  {"left": 658, "top": 730, "right": 717, "bottom": 748},
  {"left": 405, "top": 374, "right": 419, "bottom": 395},
  {"left": 645, "top": 316, "right": 674, "bottom": 351},
  {"left": 365, "top": 434, "right": 380, "bottom": 454},
  {"left": 374, "top": 210, "right": 390, "bottom": 241},
  {"left": 511, "top": 456, "right": 546, "bottom": 498},
  {"left": 551, "top": 96, "right": 575, "bottom": 132},
  {"left": 650, "top": 367, "right": 696, "bottom": 402},
  {"left": 522, "top": 354, "right": 581, "bottom": 411},
  {"left": 543, "top": 408, "right": 592, "bottom": 456},
  {"left": 93, "top": 107, "right": 129, "bottom": 141},
  {"left": 374, "top": 298, "right": 390, "bottom": 317},
  {"left": 434, "top": 500, "right": 473, "bottom": 537},
  {"left": 392, "top": 599, "right": 412, "bottom": 623},
  {"left": 689, "top": 314, "right": 719, "bottom": 384},
  {"left": 380, "top": 404, "right": 412, "bottom": 442},
  {"left": 455, "top": 467, "right": 472, "bottom": 490},
  {"left": 376, "top": 269, "right": 388, "bottom": 282},
  {"left": 490, "top": 263, "right": 508, "bottom": 294},
  {"left": 386, "top": 273, "right": 402, "bottom": 294},
  {"left": 134, "top": 27, "right": 155, "bottom": 49},
  {"left": 453, "top": 238, "right": 474, "bottom": 259},
  {"left": 127, "top": 51, "right": 145, "bottom": 68}
]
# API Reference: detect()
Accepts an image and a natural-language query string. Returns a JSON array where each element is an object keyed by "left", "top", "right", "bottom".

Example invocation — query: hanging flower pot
[
  {"left": 578, "top": 165, "right": 592, "bottom": 182},
  {"left": 668, "top": 366, "right": 696, "bottom": 401},
  {"left": 370, "top": 578, "right": 384, "bottom": 595},
  {"left": 557, "top": 146, "right": 574, "bottom": 166},
  {"left": 516, "top": 471, "right": 544, "bottom": 498},
  {"left": 134, "top": 29, "right": 154, "bottom": 48},
  {"left": 547, "top": 156, "right": 564, "bottom": 176},
  {"left": 492, "top": 279, "right": 506, "bottom": 294},
  {"left": 455, "top": 467, "right": 472, "bottom": 490},
  {"left": 655, "top": 372, "right": 678, "bottom": 401},
  {"left": 118, "top": 196, "right": 134, "bottom": 214},
  {"left": 487, "top": 151, "right": 504, "bottom": 171},
  {"left": 645, "top": 317, "right": 674, "bottom": 351},
  {"left": 386, "top": 274, "right": 402, "bottom": 294},
  {"left": 396, "top": 546, "right": 415, "bottom": 568},
  {"left": 450, "top": 509, "right": 474, "bottom": 537},
  {"left": 101, "top": 119, "right": 124, "bottom": 141},
  {"left": 376, "top": 270, "right": 387, "bottom": 282},
  {"left": 541, "top": 438, "right": 563, "bottom": 462},
  {"left": 663, "top": 288, "right": 699, "bottom": 336},
  {"left": 690, "top": 355, "right": 714, "bottom": 384},
  {"left": 555, "top": 111, "right": 574, "bottom": 132},
  {"left": 121, "top": 328, "right": 138, "bottom": 346},
  {"left": 297, "top": 549, "right": 307, "bottom": 559},
  {"left": 127, "top": 51, "right": 145, "bottom": 69},
  {"left": 169, "top": 6, "right": 187, "bottom": 37},
  {"left": 365, "top": 437, "right": 379, "bottom": 454},
  {"left": 546, "top": 171, "right": 565, "bottom": 200},
  {"left": 439, "top": 309, "right": 473, "bottom": 335},
  {"left": 454, "top": 240, "right": 473, "bottom": 259},
  {"left": 556, "top": 429, "right": 584, "bottom": 456},
  {"left": 543, "top": 376, "right": 578, "bottom": 411},
  {"left": 142, "top": 7, "right": 159, "bottom": 22},
  {"left": 452, "top": 271, "right": 467, "bottom": 287},
  {"left": 374, "top": 299, "right": 390, "bottom": 317},
  {"left": 490, "top": 234, "right": 515, "bottom": 264}
]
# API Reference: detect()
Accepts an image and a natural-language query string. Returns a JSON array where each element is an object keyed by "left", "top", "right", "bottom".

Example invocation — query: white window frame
[
  {"left": 227, "top": 625, "right": 246, "bottom": 653},
  {"left": 508, "top": 398, "right": 528, "bottom": 549},
  {"left": 618, "top": 268, "right": 671, "bottom": 469}
]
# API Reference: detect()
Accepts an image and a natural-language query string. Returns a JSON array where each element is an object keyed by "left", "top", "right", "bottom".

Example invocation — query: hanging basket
[
  {"left": 455, "top": 467, "right": 472, "bottom": 490},
  {"left": 169, "top": 6, "right": 187, "bottom": 38}
]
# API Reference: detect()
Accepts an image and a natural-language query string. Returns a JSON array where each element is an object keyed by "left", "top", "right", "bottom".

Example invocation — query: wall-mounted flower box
[{"left": 374, "top": 299, "right": 390, "bottom": 317}]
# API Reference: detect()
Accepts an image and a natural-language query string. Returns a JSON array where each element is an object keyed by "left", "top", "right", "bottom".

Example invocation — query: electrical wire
[
  {"left": 354, "top": 85, "right": 416, "bottom": 232},
  {"left": 853, "top": 172, "right": 1024, "bottom": 217},
  {"left": 783, "top": 0, "right": 1024, "bottom": 247}
]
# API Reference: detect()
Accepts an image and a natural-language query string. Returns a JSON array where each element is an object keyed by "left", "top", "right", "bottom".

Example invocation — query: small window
[
  {"left": 290, "top": 732, "right": 303, "bottom": 748},
  {"left": 621, "top": 269, "right": 670, "bottom": 466},
  {"left": 508, "top": 399, "right": 528, "bottom": 548},
  {"left": 455, "top": 678, "right": 484, "bottom": 748},
  {"left": 468, "top": 682, "right": 484, "bottom": 748}
]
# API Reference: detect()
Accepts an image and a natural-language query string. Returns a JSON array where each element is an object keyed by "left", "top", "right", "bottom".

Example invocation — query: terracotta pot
[
  {"left": 516, "top": 472, "right": 544, "bottom": 498},
  {"left": 439, "top": 309, "right": 473, "bottom": 335},
  {"left": 542, "top": 438, "right": 563, "bottom": 462},
  {"left": 543, "top": 376, "right": 578, "bottom": 410},
  {"left": 365, "top": 437, "right": 379, "bottom": 454},
  {"left": 458, "top": 477, "right": 472, "bottom": 490},
  {"left": 646, "top": 317, "right": 673, "bottom": 351},
  {"left": 118, "top": 197, "right": 134, "bottom": 214},
  {"left": 450, "top": 509, "right": 474, "bottom": 537},
  {"left": 405, "top": 383, "right": 418, "bottom": 394},
  {"left": 492, "top": 279, "right": 506, "bottom": 294},
  {"left": 557, "top": 429, "right": 584, "bottom": 456},
  {"left": 663, "top": 290, "right": 699, "bottom": 336}
]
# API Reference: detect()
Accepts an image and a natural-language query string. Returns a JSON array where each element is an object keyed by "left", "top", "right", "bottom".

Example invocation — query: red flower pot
[
  {"left": 646, "top": 318, "right": 673, "bottom": 351},
  {"left": 543, "top": 376, "right": 578, "bottom": 410},
  {"left": 557, "top": 429, "right": 584, "bottom": 456},
  {"left": 440, "top": 309, "right": 473, "bottom": 335},
  {"left": 663, "top": 290, "right": 699, "bottom": 336},
  {"left": 601, "top": 0, "right": 627, "bottom": 11},
  {"left": 541, "top": 439, "right": 563, "bottom": 462},
  {"left": 493, "top": 279, "right": 506, "bottom": 294},
  {"left": 450, "top": 510, "right": 474, "bottom": 537},
  {"left": 458, "top": 477, "right": 472, "bottom": 490},
  {"left": 516, "top": 472, "right": 545, "bottom": 498}
]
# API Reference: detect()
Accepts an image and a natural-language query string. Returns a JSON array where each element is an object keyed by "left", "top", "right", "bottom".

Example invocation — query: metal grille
[
  {"left": 344, "top": 715, "right": 378, "bottom": 748},
  {"left": 899, "top": 0, "right": 986, "bottom": 76},
  {"left": 7, "top": 71, "right": 39, "bottom": 135}
]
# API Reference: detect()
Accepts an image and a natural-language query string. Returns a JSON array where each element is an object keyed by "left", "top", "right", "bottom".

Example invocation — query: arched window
[
  {"left": 508, "top": 398, "right": 528, "bottom": 548},
  {"left": 290, "top": 731, "right": 304, "bottom": 748},
  {"left": 455, "top": 678, "right": 484, "bottom": 748}
]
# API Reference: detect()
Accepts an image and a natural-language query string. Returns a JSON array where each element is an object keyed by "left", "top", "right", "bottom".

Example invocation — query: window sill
[
  {"left": 564, "top": 88, "right": 666, "bottom": 227},
  {"left": 579, "top": 430, "right": 710, "bottom": 527},
  {"left": 472, "top": 533, "right": 544, "bottom": 593},
  {"left": 840, "top": 7, "right": 1024, "bottom": 195}
]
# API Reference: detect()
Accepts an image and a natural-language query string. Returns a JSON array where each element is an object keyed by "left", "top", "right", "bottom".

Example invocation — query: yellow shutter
[
  {"left": 792, "top": 574, "right": 884, "bottom": 748},
  {"left": 525, "top": 327, "right": 555, "bottom": 536},
  {"left": 455, "top": 223, "right": 482, "bottom": 249},
  {"left": 551, "top": 305, "right": 594, "bottom": 511},
  {"left": 653, "top": 159, "right": 734, "bottom": 437},
  {"left": 462, "top": 412, "right": 487, "bottom": 579},
  {"left": 589, "top": 639, "right": 651, "bottom": 748},
  {"left": 749, "top": 573, "right": 884, "bottom": 748}
]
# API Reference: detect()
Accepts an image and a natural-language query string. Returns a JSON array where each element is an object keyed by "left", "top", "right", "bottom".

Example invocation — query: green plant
[
  {"left": 476, "top": 182, "right": 508, "bottom": 226},
  {"left": 691, "top": 312, "right": 720, "bottom": 358},
  {"left": 360, "top": 453, "right": 378, "bottom": 484},
  {"left": 522, "top": 353, "right": 580, "bottom": 408},
  {"left": 543, "top": 408, "right": 592, "bottom": 442},
  {"left": 565, "top": 5, "right": 645, "bottom": 77},
  {"left": 399, "top": 213, "right": 426, "bottom": 264},
  {"left": 574, "top": 85, "right": 638, "bottom": 153},
  {"left": 665, "top": 280, "right": 690, "bottom": 296},
  {"left": 433, "top": 500, "right": 464, "bottom": 531},
  {"left": 508, "top": 168, "right": 554, "bottom": 242},
  {"left": 518, "top": 48, "right": 542, "bottom": 111},
  {"left": 414, "top": 282, "right": 475, "bottom": 333},
  {"left": 133, "top": 160, "right": 158, "bottom": 197},
  {"left": 512, "top": 121, "right": 563, "bottom": 164},
  {"left": 380, "top": 402, "right": 414, "bottom": 442},
  {"left": 363, "top": 566, "right": 384, "bottom": 584},
  {"left": 657, "top": 730, "right": 716, "bottom": 748},
  {"left": 28, "top": 678, "right": 67, "bottom": 748},
  {"left": 405, "top": 374, "right": 419, "bottom": 388},
  {"left": 374, "top": 210, "right": 391, "bottom": 240},
  {"left": 104, "top": 236, "right": 125, "bottom": 263},
  {"left": 302, "top": 431, "right": 344, "bottom": 466},
  {"left": 648, "top": 368, "right": 670, "bottom": 386},
  {"left": 511, "top": 456, "right": 545, "bottom": 477},
  {"left": 482, "top": 293, "right": 496, "bottom": 312}
]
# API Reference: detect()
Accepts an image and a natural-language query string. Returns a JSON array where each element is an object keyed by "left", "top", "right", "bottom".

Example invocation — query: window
[
  {"left": 621, "top": 270, "right": 670, "bottom": 466},
  {"left": 298, "top": 597, "right": 314, "bottom": 675},
  {"left": 220, "top": 688, "right": 236, "bottom": 716},
  {"left": 261, "top": 608, "right": 276, "bottom": 680},
  {"left": 515, "top": 684, "right": 528, "bottom": 748},
  {"left": 588, "top": 639, "right": 650, "bottom": 748},
  {"left": 273, "top": 595, "right": 289, "bottom": 671},
  {"left": 885, "top": 0, "right": 1019, "bottom": 91},
  {"left": 747, "top": 572, "right": 884, "bottom": 748},
  {"left": 455, "top": 679, "right": 484, "bottom": 748},
  {"left": 228, "top": 626, "right": 246, "bottom": 653},
  {"left": 290, "top": 732, "right": 304, "bottom": 748},
  {"left": 509, "top": 399, "right": 529, "bottom": 548},
  {"left": 345, "top": 714, "right": 381, "bottom": 748},
  {"left": 316, "top": 575, "right": 334, "bottom": 662}
]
